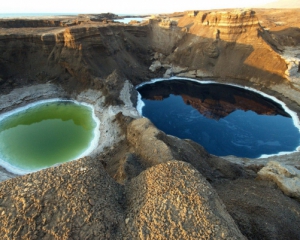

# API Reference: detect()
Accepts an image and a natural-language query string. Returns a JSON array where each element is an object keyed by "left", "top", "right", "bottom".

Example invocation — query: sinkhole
[
  {"left": 0, "top": 99, "right": 100, "bottom": 174},
  {"left": 137, "top": 79, "right": 300, "bottom": 158}
]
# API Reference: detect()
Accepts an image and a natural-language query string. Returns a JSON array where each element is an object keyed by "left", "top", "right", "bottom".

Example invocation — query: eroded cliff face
[
  {"left": 148, "top": 10, "right": 287, "bottom": 86},
  {"left": 145, "top": 9, "right": 300, "bottom": 109},
  {"left": 0, "top": 19, "right": 153, "bottom": 97},
  {"left": 0, "top": 9, "right": 290, "bottom": 94}
]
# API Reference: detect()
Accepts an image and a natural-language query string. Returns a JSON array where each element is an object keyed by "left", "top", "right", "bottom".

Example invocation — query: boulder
[
  {"left": 163, "top": 68, "right": 173, "bottom": 78},
  {"left": 177, "top": 70, "right": 197, "bottom": 78},
  {"left": 149, "top": 60, "right": 162, "bottom": 72},
  {"left": 196, "top": 69, "right": 214, "bottom": 77},
  {"left": 159, "top": 19, "right": 178, "bottom": 28},
  {"left": 204, "top": 43, "right": 220, "bottom": 58},
  {"left": 172, "top": 69, "right": 213, "bottom": 78},
  {"left": 163, "top": 65, "right": 189, "bottom": 77},
  {"left": 173, "top": 65, "right": 188, "bottom": 74},
  {"left": 128, "top": 20, "right": 140, "bottom": 25},
  {"left": 153, "top": 52, "right": 165, "bottom": 60},
  {"left": 127, "top": 118, "right": 174, "bottom": 167},
  {"left": 257, "top": 161, "right": 300, "bottom": 201}
]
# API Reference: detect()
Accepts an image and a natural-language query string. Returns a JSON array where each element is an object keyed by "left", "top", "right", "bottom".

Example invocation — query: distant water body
[
  {"left": 114, "top": 17, "right": 147, "bottom": 24},
  {"left": 0, "top": 13, "right": 79, "bottom": 18},
  {"left": 0, "top": 13, "right": 143, "bottom": 19}
]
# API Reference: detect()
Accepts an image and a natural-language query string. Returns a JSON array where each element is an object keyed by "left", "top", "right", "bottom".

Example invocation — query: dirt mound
[
  {"left": 0, "top": 157, "right": 125, "bottom": 239},
  {"left": 124, "top": 161, "right": 245, "bottom": 239}
]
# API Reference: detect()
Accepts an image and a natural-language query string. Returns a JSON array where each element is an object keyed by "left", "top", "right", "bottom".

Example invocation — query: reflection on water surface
[
  {"left": 0, "top": 100, "right": 98, "bottom": 173},
  {"left": 137, "top": 80, "right": 300, "bottom": 158}
]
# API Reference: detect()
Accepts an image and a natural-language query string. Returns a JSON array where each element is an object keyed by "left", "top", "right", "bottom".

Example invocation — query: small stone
[
  {"left": 88, "top": 199, "right": 95, "bottom": 206},
  {"left": 149, "top": 60, "right": 162, "bottom": 72},
  {"left": 125, "top": 218, "right": 130, "bottom": 224}
]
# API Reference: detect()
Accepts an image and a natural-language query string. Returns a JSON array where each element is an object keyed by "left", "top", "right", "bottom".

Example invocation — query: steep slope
[
  {"left": 0, "top": 10, "right": 294, "bottom": 93},
  {"left": 0, "top": 19, "right": 153, "bottom": 96},
  {"left": 150, "top": 10, "right": 287, "bottom": 86}
]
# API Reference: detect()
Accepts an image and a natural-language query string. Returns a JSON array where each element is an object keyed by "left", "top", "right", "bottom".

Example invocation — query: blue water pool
[{"left": 137, "top": 79, "right": 300, "bottom": 158}]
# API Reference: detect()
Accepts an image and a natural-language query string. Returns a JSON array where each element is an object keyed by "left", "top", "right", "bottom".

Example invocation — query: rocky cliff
[
  {"left": 147, "top": 10, "right": 287, "bottom": 86},
  {"left": 0, "top": 9, "right": 300, "bottom": 240},
  {"left": 0, "top": 9, "right": 298, "bottom": 95},
  {"left": 0, "top": 17, "right": 155, "bottom": 99}
]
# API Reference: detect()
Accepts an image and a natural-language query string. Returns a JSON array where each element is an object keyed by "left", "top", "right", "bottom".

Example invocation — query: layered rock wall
[
  {"left": 0, "top": 10, "right": 292, "bottom": 94},
  {"left": 148, "top": 10, "right": 288, "bottom": 87},
  {"left": 196, "top": 10, "right": 259, "bottom": 41},
  {"left": 0, "top": 22, "right": 152, "bottom": 94}
]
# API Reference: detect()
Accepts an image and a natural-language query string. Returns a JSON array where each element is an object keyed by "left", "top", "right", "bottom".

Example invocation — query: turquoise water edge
[{"left": 0, "top": 99, "right": 100, "bottom": 174}]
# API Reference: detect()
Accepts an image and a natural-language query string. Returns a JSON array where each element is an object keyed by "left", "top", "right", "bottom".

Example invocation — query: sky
[{"left": 1, "top": 0, "right": 278, "bottom": 14}]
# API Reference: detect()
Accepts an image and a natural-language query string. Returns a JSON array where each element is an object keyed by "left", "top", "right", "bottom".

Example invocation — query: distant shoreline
[
  {"left": 0, "top": 13, "right": 148, "bottom": 19},
  {"left": 0, "top": 13, "right": 79, "bottom": 19}
]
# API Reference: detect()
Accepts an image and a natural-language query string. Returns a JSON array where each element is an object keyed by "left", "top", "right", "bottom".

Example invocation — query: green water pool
[{"left": 0, "top": 100, "right": 99, "bottom": 174}]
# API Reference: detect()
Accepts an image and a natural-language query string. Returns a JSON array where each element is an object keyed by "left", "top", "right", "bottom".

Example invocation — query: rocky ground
[{"left": 0, "top": 8, "right": 300, "bottom": 239}]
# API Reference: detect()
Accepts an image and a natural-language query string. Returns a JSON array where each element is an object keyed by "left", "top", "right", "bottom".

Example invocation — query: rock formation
[
  {"left": 149, "top": 9, "right": 287, "bottom": 86},
  {"left": 0, "top": 8, "right": 300, "bottom": 239},
  {"left": 258, "top": 161, "right": 300, "bottom": 201},
  {"left": 124, "top": 161, "right": 246, "bottom": 240}
]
